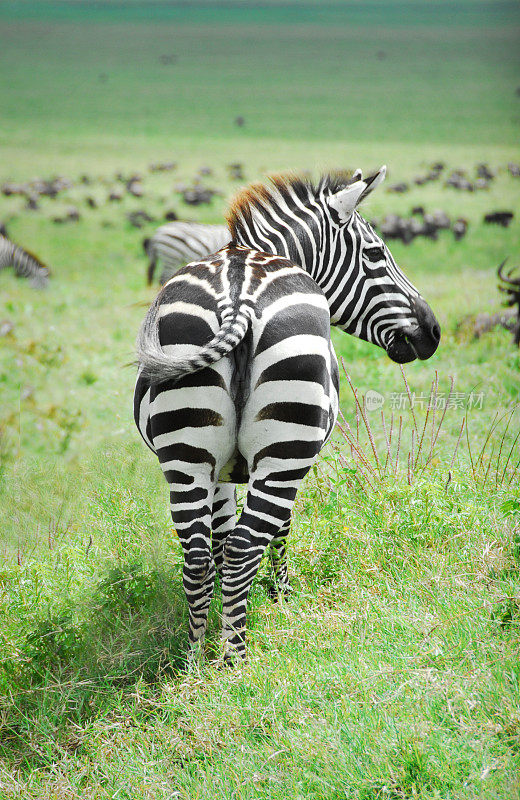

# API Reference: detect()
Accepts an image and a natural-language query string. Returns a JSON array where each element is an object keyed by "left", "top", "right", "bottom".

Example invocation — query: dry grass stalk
[
  {"left": 465, "top": 404, "right": 520, "bottom": 487},
  {"left": 332, "top": 364, "right": 519, "bottom": 491}
]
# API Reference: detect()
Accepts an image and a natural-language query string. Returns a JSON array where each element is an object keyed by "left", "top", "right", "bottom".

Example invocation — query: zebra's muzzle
[{"left": 387, "top": 297, "right": 441, "bottom": 363}]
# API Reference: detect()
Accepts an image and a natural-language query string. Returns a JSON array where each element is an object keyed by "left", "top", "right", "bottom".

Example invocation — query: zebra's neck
[
  {"left": 0, "top": 234, "right": 50, "bottom": 286},
  {"left": 0, "top": 236, "right": 16, "bottom": 268},
  {"left": 236, "top": 214, "right": 332, "bottom": 283},
  {"left": 234, "top": 209, "right": 343, "bottom": 310}
]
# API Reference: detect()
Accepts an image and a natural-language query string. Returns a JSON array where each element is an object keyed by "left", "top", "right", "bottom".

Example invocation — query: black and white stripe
[
  {"left": 134, "top": 166, "right": 440, "bottom": 661},
  {"left": 0, "top": 234, "right": 50, "bottom": 288},
  {"left": 144, "top": 221, "right": 231, "bottom": 285}
]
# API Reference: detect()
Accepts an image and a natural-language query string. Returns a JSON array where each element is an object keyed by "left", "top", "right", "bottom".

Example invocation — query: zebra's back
[{"left": 144, "top": 221, "right": 231, "bottom": 285}]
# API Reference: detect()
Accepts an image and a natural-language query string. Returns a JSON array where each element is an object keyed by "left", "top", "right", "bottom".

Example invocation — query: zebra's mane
[
  {"left": 227, "top": 170, "right": 357, "bottom": 241},
  {"left": 19, "top": 244, "right": 49, "bottom": 270}
]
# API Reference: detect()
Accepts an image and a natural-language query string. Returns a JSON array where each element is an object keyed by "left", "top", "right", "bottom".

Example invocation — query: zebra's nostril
[{"left": 431, "top": 323, "right": 441, "bottom": 342}]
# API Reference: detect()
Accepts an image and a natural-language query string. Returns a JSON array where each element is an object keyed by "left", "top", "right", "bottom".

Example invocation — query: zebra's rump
[{"left": 135, "top": 246, "right": 336, "bottom": 485}]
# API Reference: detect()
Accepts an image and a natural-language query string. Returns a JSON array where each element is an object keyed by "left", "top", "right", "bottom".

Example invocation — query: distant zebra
[
  {"left": 134, "top": 166, "right": 440, "bottom": 661},
  {"left": 0, "top": 233, "right": 50, "bottom": 288},
  {"left": 144, "top": 221, "right": 231, "bottom": 285}
]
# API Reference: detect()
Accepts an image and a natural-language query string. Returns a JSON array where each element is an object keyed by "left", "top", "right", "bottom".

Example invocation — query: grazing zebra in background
[
  {"left": 144, "top": 221, "right": 231, "bottom": 285},
  {"left": 0, "top": 232, "right": 50, "bottom": 288},
  {"left": 134, "top": 165, "right": 440, "bottom": 661}
]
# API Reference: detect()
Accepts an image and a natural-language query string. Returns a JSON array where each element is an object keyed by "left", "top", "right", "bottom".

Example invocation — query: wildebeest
[
  {"left": 413, "top": 163, "right": 444, "bottom": 185},
  {"left": 484, "top": 211, "right": 514, "bottom": 227},
  {"left": 181, "top": 186, "right": 217, "bottom": 206},
  {"left": 445, "top": 170, "right": 474, "bottom": 191},
  {"left": 452, "top": 218, "right": 468, "bottom": 240},
  {"left": 2, "top": 177, "right": 72, "bottom": 201},
  {"left": 498, "top": 260, "right": 520, "bottom": 345},
  {"left": 149, "top": 161, "right": 177, "bottom": 173},
  {"left": 387, "top": 182, "right": 409, "bottom": 193},
  {"left": 52, "top": 207, "right": 80, "bottom": 224},
  {"left": 126, "top": 178, "right": 144, "bottom": 198},
  {"left": 127, "top": 210, "right": 155, "bottom": 229},
  {"left": 227, "top": 163, "right": 245, "bottom": 181},
  {"left": 476, "top": 163, "right": 494, "bottom": 180},
  {"left": 377, "top": 208, "right": 454, "bottom": 244}
]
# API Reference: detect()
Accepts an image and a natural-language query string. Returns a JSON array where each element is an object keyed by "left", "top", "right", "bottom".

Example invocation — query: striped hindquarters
[
  {"left": 136, "top": 249, "right": 253, "bottom": 386},
  {"left": 134, "top": 244, "right": 339, "bottom": 660},
  {"left": 135, "top": 245, "right": 338, "bottom": 481}
]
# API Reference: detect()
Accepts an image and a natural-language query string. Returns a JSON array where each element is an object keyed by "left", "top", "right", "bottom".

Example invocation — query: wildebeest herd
[
  {"left": 374, "top": 208, "right": 465, "bottom": 244},
  {"left": 0, "top": 160, "right": 518, "bottom": 345}
]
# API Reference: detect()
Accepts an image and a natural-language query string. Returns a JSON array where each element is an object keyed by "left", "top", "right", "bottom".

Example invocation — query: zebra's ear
[
  {"left": 361, "top": 165, "right": 387, "bottom": 198},
  {"left": 328, "top": 165, "right": 387, "bottom": 222},
  {"left": 328, "top": 180, "right": 366, "bottom": 220},
  {"left": 352, "top": 168, "right": 363, "bottom": 182}
]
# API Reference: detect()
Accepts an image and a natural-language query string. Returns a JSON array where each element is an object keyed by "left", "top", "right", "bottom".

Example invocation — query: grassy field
[{"left": 1, "top": 2, "right": 520, "bottom": 798}]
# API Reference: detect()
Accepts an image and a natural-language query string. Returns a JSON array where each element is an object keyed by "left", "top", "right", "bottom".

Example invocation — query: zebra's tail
[{"left": 136, "top": 297, "right": 251, "bottom": 385}]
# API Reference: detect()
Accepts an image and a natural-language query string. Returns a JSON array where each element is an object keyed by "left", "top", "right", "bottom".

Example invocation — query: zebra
[
  {"left": 0, "top": 233, "right": 50, "bottom": 288},
  {"left": 134, "top": 166, "right": 440, "bottom": 662},
  {"left": 144, "top": 221, "right": 231, "bottom": 285}
]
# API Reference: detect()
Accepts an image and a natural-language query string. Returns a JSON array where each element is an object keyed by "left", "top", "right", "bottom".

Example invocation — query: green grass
[
  {"left": 1, "top": 2, "right": 520, "bottom": 797},
  {"left": 1, "top": 457, "right": 519, "bottom": 798}
]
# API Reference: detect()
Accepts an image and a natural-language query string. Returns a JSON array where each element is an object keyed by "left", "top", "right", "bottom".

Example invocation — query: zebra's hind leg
[
  {"left": 169, "top": 473, "right": 216, "bottom": 662},
  {"left": 147, "top": 257, "right": 157, "bottom": 285},
  {"left": 269, "top": 519, "right": 293, "bottom": 599},
  {"left": 211, "top": 483, "right": 237, "bottom": 580},
  {"left": 220, "top": 474, "right": 303, "bottom": 661},
  {"left": 144, "top": 241, "right": 157, "bottom": 285}
]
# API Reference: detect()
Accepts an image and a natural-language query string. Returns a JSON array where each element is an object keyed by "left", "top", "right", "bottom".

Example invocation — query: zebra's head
[
  {"left": 324, "top": 166, "right": 440, "bottom": 363},
  {"left": 228, "top": 167, "right": 440, "bottom": 363}
]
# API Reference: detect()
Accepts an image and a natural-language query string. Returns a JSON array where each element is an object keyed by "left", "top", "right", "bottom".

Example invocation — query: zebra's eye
[{"left": 364, "top": 246, "right": 385, "bottom": 264}]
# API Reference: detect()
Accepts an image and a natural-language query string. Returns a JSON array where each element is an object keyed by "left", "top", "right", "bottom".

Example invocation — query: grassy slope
[{"left": 0, "top": 3, "right": 519, "bottom": 798}]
